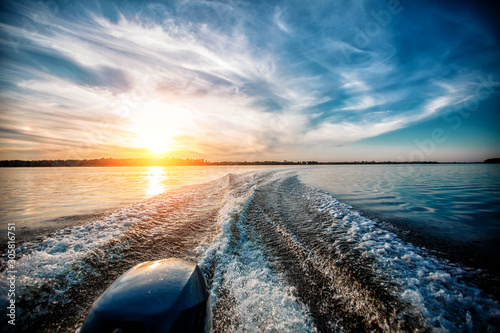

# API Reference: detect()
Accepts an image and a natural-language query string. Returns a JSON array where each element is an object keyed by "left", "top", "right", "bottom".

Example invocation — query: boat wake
[{"left": 1, "top": 170, "right": 499, "bottom": 332}]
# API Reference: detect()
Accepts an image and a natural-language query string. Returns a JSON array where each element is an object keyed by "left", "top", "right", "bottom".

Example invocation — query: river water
[{"left": 0, "top": 165, "right": 499, "bottom": 332}]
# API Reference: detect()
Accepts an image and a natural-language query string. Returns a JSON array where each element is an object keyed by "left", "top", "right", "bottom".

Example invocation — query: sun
[
  {"left": 131, "top": 119, "right": 173, "bottom": 155},
  {"left": 148, "top": 141, "right": 169, "bottom": 154},
  {"left": 128, "top": 101, "right": 188, "bottom": 155},
  {"left": 142, "top": 135, "right": 173, "bottom": 155}
]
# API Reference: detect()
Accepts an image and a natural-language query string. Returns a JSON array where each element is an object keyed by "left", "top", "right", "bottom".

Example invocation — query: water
[
  {"left": 300, "top": 164, "right": 500, "bottom": 272},
  {"left": 0, "top": 166, "right": 282, "bottom": 231},
  {"left": 300, "top": 164, "right": 500, "bottom": 242},
  {"left": 1, "top": 165, "right": 499, "bottom": 332}
]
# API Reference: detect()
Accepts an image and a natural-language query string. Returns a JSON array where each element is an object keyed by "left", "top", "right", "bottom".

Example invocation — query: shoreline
[{"left": 0, "top": 161, "right": 492, "bottom": 167}]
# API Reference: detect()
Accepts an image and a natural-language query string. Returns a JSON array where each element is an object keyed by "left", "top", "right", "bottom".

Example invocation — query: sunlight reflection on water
[
  {"left": 146, "top": 166, "right": 166, "bottom": 197},
  {"left": 0, "top": 165, "right": 295, "bottom": 229}
]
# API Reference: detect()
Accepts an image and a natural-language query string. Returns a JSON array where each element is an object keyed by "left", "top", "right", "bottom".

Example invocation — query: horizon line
[{"left": 1, "top": 157, "right": 499, "bottom": 166}]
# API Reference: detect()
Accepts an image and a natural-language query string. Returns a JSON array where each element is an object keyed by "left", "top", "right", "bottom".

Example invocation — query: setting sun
[
  {"left": 135, "top": 126, "right": 173, "bottom": 154},
  {"left": 134, "top": 126, "right": 173, "bottom": 155},
  {"left": 128, "top": 101, "right": 189, "bottom": 155},
  {"left": 147, "top": 141, "right": 170, "bottom": 154}
]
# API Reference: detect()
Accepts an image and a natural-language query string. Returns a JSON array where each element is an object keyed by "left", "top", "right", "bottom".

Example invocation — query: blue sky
[{"left": 0, "top": 0, "right": 499, "bottom": 161}]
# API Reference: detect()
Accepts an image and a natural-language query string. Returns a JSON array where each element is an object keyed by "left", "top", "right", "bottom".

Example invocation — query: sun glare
[
  {"left": 140, "top": 134, "right": 172, "bottom": 155},
  {"left": 129, "top": 101, "right": 189, "bottom": 155},
  {"left": 148, "top": 141, "right": 170, "bottom": 154}
]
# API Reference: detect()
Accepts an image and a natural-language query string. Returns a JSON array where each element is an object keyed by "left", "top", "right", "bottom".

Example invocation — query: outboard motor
[{"left": 80, "top": 258, "right": 212, "bottom": 333}]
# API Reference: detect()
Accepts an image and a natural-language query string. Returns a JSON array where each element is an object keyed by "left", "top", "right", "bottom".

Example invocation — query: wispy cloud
[{"left": 0, "top": 0, "right": 498, "bottom": 160}]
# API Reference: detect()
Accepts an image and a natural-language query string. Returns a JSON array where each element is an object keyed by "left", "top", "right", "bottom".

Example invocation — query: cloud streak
[{"left": 0, "top": 0, "right": 499, "bottom": 160}]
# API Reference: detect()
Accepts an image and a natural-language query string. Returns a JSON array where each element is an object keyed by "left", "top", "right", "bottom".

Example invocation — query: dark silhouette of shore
[{"left": 0, "top": 157, "right": 492, "bottom": 167}]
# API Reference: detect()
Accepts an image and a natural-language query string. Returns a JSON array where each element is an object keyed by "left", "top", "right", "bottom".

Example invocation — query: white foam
[
  {"left": 0, "top": 193, "right": 184, "bottom": 304},
  {"left": 198, "top": 173, "right": 317, "bottom": 332},
  {"left": 4, "top": 170, "right": 499, "bottom": 331},
  {"left": 304, "top": 186, "right": 500, "bottom": 331}
]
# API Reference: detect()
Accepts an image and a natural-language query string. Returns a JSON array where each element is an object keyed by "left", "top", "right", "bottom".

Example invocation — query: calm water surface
[
  {"left": 0, "top": 165, "right": 285, "bottom": 229},
  {"left": 2, "top": 164, "right": 499, "bottom": 239},
  {"left": 300, "top": 164, "right": 500, "bottom": 252}
]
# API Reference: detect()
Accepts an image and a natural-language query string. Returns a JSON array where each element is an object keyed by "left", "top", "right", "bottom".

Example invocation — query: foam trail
[
  {"left": 0, "top": 176, "right": 232, "bottom": 331},
  {"left": 304, "top": 185, "right": 500, "bottom": 331},
  {"left": 198, "top": 172, "right": 317, "bottom": 332},
  {"left": 0, "top": 201, "right": 151, "bottom": 304},
  {"left": 244, "top": 172, "right": 499, "bottom": 332},
  {"left": 1, "top": 170, "right": 499, "bottom": 332}
]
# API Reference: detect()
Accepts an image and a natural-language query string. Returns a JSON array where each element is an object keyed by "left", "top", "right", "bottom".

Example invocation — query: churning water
[{"left": 1, "top": 165, "right": 499, "bottom": 332}]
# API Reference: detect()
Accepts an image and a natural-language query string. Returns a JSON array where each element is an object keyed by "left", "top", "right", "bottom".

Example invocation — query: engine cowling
[{"left": 79, "top": 258, "right": 212, "bottom": 333}]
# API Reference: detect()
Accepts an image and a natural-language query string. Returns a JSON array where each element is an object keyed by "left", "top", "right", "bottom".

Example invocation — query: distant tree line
[
  {"left": 208, "top": 160, "right": 319, "bottom": 165},
  {"left": 0, "top": 157, "right": 488, "bottom": 167},
  {"left": 0, "top": 157, "right": 208, "bottom": 167}
]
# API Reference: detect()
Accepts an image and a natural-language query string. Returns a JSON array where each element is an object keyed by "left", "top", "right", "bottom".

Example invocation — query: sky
[{"left": 0, "top": 0, "right": 499, "bottom": 162}]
